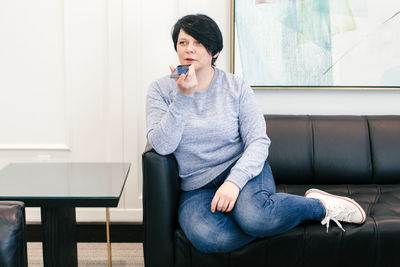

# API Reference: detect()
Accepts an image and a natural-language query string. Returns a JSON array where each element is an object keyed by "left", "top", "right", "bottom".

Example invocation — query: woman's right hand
[{"left": 169, "top": 65, "right": 197, "bottom": 97}]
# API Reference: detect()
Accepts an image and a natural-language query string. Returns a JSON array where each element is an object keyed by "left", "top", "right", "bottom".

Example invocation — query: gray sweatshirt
[{"left": 146, "top": 68, "right": 270, "bottom": 191}]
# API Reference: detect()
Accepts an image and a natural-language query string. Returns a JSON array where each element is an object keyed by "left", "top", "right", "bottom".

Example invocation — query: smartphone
[{"left": 170, "top": 65, "right": 190, "bottom": 78}]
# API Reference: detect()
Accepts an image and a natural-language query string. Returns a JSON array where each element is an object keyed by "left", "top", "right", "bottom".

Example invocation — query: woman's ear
[{"left": 213, "top": 52, "right": 220, "bottom": 58}]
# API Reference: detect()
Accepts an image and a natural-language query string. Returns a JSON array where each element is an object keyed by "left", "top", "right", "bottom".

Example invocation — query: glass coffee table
[{"left": 0, "top": 162, "right": 130, "bottom": 267}]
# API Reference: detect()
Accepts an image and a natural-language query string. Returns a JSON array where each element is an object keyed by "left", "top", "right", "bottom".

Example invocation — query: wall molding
[{"left": 0, "top": 144, "right": 71, "bottom": 150}]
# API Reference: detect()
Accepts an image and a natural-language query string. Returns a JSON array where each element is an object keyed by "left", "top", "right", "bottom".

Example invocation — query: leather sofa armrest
[
  {"left": 142, "top": 144, "right": 180, "bottom": 267},
  {"left": 0, "top": 201, "right": 27, "bottom": 267}
]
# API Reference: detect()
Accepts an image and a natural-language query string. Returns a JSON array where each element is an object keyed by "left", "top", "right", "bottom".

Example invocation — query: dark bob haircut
[{"left": 172, "top": 14, "right": 223, "bottom": 66}]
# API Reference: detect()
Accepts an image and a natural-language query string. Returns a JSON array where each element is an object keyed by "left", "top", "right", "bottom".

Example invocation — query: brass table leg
[{"left": 106, "top": 208, "right": 112, "bottom": 267}]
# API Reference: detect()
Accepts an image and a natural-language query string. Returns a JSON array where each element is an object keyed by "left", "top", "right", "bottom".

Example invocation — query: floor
[{"left": 27, "top": 242, "right": 144, "bottom": 267}]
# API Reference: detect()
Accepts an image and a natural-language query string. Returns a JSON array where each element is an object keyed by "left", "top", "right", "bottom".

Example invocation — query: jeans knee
[
  {"left": 187, "top": 225, "right": 235, "bottom": 253},
  {"left": 234, "top": 208, "right": 283, "bottom": 238}
]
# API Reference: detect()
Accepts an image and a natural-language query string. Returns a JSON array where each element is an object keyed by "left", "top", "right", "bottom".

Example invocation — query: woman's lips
[{"left": 185, "top": 58, "right": 195, "bottom": 63}]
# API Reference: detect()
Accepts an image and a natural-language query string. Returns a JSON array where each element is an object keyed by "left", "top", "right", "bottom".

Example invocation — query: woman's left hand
[{"left": 211, "top": 181, "right": 240, "bottom": 213}]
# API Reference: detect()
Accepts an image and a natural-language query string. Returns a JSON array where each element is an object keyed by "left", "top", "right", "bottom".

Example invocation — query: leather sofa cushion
[
  {"left": 264, "top": 115, "right": 313, "bottom": 184},
  {"left": 368, "top": 116, "right": 400, "bottom": 183},
  {"left": 175, "top": 184, "right": 400, "bottom": 267},
  {"left": 265, "top": 115, "right": 400, "bottom": 185},
  {"left": 312, "top": 116, "right": 372, "bottom": 184}
]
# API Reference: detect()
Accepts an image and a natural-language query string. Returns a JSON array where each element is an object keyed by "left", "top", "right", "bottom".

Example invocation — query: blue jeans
[{"left": 178, "top": 161, "right": 325, "bottom": 253}]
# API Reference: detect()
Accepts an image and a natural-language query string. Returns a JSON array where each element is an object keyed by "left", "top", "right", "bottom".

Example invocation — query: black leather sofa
[
  {"left": 0, "top": 201, "right": 27, "bottom": 267},
  {"left": 142, "top": 115, "right": 400, "bottom": 267}
]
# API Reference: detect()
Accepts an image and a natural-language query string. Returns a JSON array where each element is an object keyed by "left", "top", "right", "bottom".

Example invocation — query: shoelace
[
  {"left": 321, "top": 216, "right": 345, "bottom": 232},
  {"left": 321, "top": 205, "right": 356, "bottom": 232}
]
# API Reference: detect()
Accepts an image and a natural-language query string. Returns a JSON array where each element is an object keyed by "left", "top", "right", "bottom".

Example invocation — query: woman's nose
[{"left": 186, "top": 42, "right": 195, "bottom": 53}]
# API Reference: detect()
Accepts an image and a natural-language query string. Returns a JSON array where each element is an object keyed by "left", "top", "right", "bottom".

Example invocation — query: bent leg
[
  {"left": 178, "top": 188, "right": 255, "bottom": 253},
  {"left": 232, "top": 161, "right": 325, "bottom": 237}
]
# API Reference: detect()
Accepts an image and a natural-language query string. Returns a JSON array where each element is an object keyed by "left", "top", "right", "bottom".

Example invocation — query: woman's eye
[{"left": 179, "top": 41, "right": 187, "bottom": 45}]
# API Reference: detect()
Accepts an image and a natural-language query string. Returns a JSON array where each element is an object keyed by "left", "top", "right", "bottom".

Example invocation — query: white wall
[{"left": 1, "top": 0, "right": 399, "bottom": 223}]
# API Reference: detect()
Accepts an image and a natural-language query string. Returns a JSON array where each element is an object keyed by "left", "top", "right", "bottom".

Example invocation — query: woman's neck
[{"left": 195, "top": 66, "right": 215, "bottom": 92}]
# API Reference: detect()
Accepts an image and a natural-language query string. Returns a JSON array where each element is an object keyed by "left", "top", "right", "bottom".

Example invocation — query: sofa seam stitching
[
  {"left": 310, "top": 115, "right": 315, "bottom": 184},
  {"left": 365, "top": 116, "right": 375, "bottom": 183},
  {"left": 370, "top": 213, "right": 379, "bottom": 267}
]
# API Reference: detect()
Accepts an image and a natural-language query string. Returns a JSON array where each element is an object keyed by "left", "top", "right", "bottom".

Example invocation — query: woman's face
[{"left": 176, "top": 29, "right": 214, "bottom": 72}]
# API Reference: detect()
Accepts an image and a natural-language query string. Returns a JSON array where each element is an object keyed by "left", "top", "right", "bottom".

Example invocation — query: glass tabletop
[{"left": 0, "top": 162, "right": 130, "bottom": 205}]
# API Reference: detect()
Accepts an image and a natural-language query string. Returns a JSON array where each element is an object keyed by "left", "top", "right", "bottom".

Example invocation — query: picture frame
[{"left": 230, "top": 0, "right": 400, "bottom": 90}]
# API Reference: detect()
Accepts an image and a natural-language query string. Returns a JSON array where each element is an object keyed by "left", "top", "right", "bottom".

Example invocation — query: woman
[{"left": 146, "top": 14, "right": 365, "bottom": 253}]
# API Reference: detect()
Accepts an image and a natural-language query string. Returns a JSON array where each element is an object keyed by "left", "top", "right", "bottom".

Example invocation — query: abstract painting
[{"left": 231, "top": 0, "right": 400, "bottom": 89}]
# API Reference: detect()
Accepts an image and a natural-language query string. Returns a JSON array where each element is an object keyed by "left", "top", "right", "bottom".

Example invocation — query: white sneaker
[{"left": 305, "top": 188, "right": 366, "bottom": 232}]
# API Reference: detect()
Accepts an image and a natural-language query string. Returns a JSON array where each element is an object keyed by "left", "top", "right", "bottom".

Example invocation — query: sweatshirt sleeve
[
  {"left": 225, "top": 81, "right": 271, "bottom": 189},
  {"left": 146, "top": 80, "right": 194, "bottom": 155}
]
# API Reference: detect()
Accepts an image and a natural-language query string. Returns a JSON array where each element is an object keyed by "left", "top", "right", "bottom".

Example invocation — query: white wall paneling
[
  {"left": 0, "top": 0, "right": 70, "bottom": 151},
  {"left": 0, "top": 0, "right": 141, "bottom": 223}
]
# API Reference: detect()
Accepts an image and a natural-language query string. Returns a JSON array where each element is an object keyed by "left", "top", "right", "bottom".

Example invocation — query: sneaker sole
[{"left": 305, "top": 188, "right": 366, "bottom": 224}]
